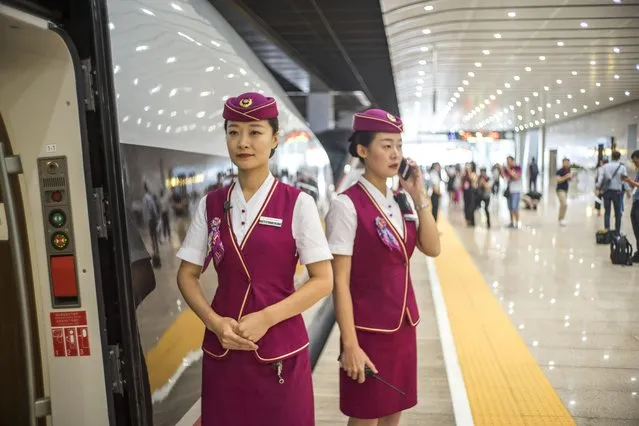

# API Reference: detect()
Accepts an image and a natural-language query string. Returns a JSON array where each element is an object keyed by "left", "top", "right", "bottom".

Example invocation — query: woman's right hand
[
  {"left": 209, "top": 317, "right": 258, "bottom": 351},
  {"left": 340, "top": 345, "right": 378, "bottom": 384}
]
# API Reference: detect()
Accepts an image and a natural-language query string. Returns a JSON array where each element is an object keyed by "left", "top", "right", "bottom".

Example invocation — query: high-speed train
[{"left": 0, "top": 1, "right": 336, "bottom": 425}]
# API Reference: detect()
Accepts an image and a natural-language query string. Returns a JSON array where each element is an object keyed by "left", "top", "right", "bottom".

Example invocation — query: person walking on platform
[
  {"left": 556, "top": 158, "right": 574, "bottom": 226},
  {"left": 175, "top": 92, "right": 333, "bottom": 426},
  {"left": 622, "top": 150, "right": 639, "bottom": 262},
  {"left": 326, "top": 108, "right": 441, "bottom": 426},
  {"left": 596, "top": 150, "right": 627, "bottom": 235},
  {"left": 501, "top": 156, "right": 523, "bottom": 228}
]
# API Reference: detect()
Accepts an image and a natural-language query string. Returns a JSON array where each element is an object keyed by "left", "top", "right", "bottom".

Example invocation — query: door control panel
[{"left": 37, "top": 156, "right": 80, "bottom": 307}]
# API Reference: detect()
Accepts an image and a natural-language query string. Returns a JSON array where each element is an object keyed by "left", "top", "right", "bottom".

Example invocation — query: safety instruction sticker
[{"left": 50, "top": 311, "right": 90, "bottom": 357}]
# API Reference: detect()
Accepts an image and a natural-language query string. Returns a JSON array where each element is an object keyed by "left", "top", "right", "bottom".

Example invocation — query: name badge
[
  {"left": 259, "top": 216, "right": 283, "bottom": 228},
  {"left": 404, "top": 214, "right": 418, "bottom": 222}
]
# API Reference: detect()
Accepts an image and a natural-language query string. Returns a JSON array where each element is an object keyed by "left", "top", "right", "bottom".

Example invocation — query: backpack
[
  {"left": 610, "top": 235, "right": 633, "bottom": 265},
  {"left": 596, "top": 230, "right": 612, "bottom": 245}
]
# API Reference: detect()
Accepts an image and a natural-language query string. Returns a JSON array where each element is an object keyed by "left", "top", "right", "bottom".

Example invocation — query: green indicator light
[{"left": 49, "top": 210, "right": 66, "bottom": 228}]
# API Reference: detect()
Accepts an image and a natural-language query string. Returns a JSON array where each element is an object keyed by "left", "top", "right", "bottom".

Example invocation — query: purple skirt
[
  {"left": 201, "top": 348, "right": 314, "bottom": 426},
  {"left": 340, "top": 318, "right": 417, "bottom": 419}
]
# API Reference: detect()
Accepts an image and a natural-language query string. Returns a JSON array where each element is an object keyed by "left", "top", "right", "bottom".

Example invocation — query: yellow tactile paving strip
[{"left": 434, "top": 218, "right": 576, "bottom": 426}]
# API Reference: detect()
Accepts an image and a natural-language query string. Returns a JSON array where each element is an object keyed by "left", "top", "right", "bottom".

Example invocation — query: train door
[{"left": 0, "top": 2, "right": 151, "bottom": 425}]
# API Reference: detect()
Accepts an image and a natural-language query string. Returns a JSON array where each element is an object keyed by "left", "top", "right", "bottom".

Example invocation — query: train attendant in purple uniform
[
  {"left": 326, "top": 108, "right": 441, "bottom": 425},
  {"left": 176, "top": 92, "right": 333, "bottom": 426}
]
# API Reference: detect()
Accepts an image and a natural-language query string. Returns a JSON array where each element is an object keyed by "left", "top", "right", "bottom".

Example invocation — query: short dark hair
[
  {"left": 348, "top": 131, "right": 376, "bottom": 159},
  {"left": 611, "top": 150, "right": 621, "bottom": 161},
  {"left": 631, "top": 150, "right": 639, "bottom": 160},
  {"left": 223, "top": 118, "right": 279, "bottom": 158}
]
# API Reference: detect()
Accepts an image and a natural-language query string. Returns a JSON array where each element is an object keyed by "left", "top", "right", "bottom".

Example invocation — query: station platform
[
  {"left": 312, "top": 194, "right": 639, "bottom": 426},
  {"left": 140, "top": 193, "right": 639, "bottom": 426}
]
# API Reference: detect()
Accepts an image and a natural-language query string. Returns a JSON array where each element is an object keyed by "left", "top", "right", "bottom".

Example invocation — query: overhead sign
[{"left": 448, "top": 131, "right": 510, "bottom": 141}]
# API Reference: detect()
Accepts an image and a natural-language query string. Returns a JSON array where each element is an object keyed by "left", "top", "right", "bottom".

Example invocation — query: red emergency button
[
  {"left": 50, "top": 255, "right": 78, "bottom": 298},
  {"left": 51, "top": 191, "right": 63, "bottom": 202}
]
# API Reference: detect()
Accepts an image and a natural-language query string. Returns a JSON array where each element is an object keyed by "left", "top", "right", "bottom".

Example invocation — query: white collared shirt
[
  {"left": 176, "top": 173, "right": 332, "bottom": 266},
  {"left": 326, "top": 175, "right": 419, "bottom": 256}
]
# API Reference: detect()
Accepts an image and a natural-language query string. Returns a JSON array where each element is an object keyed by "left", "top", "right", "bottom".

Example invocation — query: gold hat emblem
[
  {"left": 239, "top": 98, "right": 253, "bottom": 108},
  {"left": 386, "top": 113, "right": 397, "bottom": 122}
]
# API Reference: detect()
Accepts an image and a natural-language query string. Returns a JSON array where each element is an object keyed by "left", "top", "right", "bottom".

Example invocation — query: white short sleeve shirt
[
  {"left": 176, "top": 173, "right": 333, "bottom": 266},
  {"left": 326, "top": 176, "right": 418, "bottom": 256}
]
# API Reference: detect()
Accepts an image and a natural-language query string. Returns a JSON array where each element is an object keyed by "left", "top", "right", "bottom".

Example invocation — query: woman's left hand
[
  {"left": 400, "top": 158, "right": 426, "bottom": 200},
  {"left": 235, "top": 310, "right": 273, "bottom": 343}
]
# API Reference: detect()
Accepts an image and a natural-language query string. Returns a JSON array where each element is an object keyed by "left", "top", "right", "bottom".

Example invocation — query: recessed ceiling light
[
  {"left": 590, "top": 60, "right": 597, "bottom": 65},
  {"left": 533, "top": 92, "right": 539, "bottom": 97},
  {"left": 583, "top": 105, "right": 588, "bottom": 109},
  {"left": 546, "top": 103, "right": 552, "bottom": 108},
  {"left": 418, "top": 70, "right": 425, "bottom": 76},
  {"left": 525, "top": 66, "right": 532, "bottom": 72},
  {"left": 508, "top": 11, "right": 517, "bottom": 17},
  {"left": 494, "top": 33, "right": 502, "bottom": 39},
  {"left": 454, "top": 92, "right": 460, "bottom": 98},
  {"left": 420, "top": 46, "right": 429, "bottom": 52},
  {"left": 136, "top": 45, "right": 149, "bottom": 51},
  {"left": 609, "top": 97, "right": 614, "bottom": 101},
  {"left": 572, "top": 71, "right": 578, "bottom": 76},
  {"left": 524, "top": 96, "right": 530, "bottom": 102},
  {"left": 516, "top": 101, "right": 522, "bottom": 106},
  {"left": 572, "top": 108, "right": 578, "bottom": 113},
  {"left": 140, "top": 7, "right": 155, "bottom": 16},
  {"left": 418, "top": 60, "right": 427, "bottom": 65},
  {"left": 556, "top": 99, "right": 561, "bottom": 104},
  {"left": 537, "top": 106, "right": 543, "bottom": 111},
  {"left": 596, "top": 82, "right": 601, "bottom": 87},
  {"left": 539, "top": 56, "right": 546, "bottom": 61},
  {"left": 422, "top": 29, "right": 431, "bottom": 34},
  {"left": 514, "top": 75, "right": 521, "bottom": 81},
  {"left": 555, "top": 113, "right": 560, "bottom": 119},
  {"left": 580, "top": 22, "right": 588, "bottom": 28},
  {"left": 613, "top": 0, "right": 621, "bottom": 3},
  {"left": 564, "top": 111, "right": 569, "bottom": 116},
  {"left": 490, "top": 95, "right": 496, "bottom": 100},
  {"left": 166, "top": 57, "right": 176, "bottom": 63},
  {"left": 595, "top": 101, "right": 600, "bottom": 105},
  {"left": 484, "top": 99, "right": 490, "bottom": 104},
  {"left": 417, "top": 78, "right": 424, "bottom": 83},
  {"left": 580, "top": 89, "right": 586, "bottom": 93},
  {"left": 625, "top": 91, "right": 630, "bottom": 96},
  {"left": 517, "top": 115, "right": 523, "bottom": 120},
  {"left": 483, "top": 50, "right": 491, "bottom": 55},
  {"left": 636, "top": 64, "right": 639, "bottom": 70},
  {"left": 544, "top": 86, "right": 550, "bottom": 91},
  {"left": 463, "top": 80, "right": 469, "bottom": 85},
  {"left": 497, "top": 89, "right": 503, "bottom": 95},
  {"left": 505, "top": 83, "right": 511, "bottom": 88},
  {"left": 567, "top": 94, "right": 573, "bottom": 99},
  {"left": 475, "top": 62, "right": 482, "bottom": 67},
  {"left": 556, "top": 79, "right": 562, "bottom": 84},
  {"left": 613, "top": 47, "right": 620, "bottom": 53},
  {"left": 614, "top": 74, "right": 620, "bottom": 79},
  {"left": 457, "top": 86, "right": 463, "bottom": 91},
  {"left": 424, "top": 5, "right": 434, "bottom": 11},
  {"left": 468, "top": 72, "right": 475, "bottom": 77},
  {"left": 557, "top": 41, "right": 565, "bottom": 47}
]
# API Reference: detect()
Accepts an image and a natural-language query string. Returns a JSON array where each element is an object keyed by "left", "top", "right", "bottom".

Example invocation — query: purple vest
[
  {"left": 344, "top": 182, "right": 420, "bottom": 332},
  {"left": 201, "top": 180, "right": 309, "bottom": 362}
]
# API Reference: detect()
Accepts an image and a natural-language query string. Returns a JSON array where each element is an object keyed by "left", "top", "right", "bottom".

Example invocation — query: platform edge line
[{"left": 426, "top": 256, "right": 475, "bottom": 426}]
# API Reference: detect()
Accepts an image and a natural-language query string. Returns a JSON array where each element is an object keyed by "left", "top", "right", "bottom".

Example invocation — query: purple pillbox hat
[
  {"left": 223, "top": 92, "right": 279, "bottom": 122},
  {"left": 352, "top": 108, "right": 403, "bottom": 133}
]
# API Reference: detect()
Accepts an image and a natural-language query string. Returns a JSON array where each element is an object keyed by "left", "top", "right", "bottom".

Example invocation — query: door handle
[{"left": 0, "top": 142, "right": 50, "bottom": 424}]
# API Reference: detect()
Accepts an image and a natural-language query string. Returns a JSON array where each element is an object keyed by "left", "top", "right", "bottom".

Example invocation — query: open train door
[{"left": 0, "top": 1, "right": 151, "bottom": 425}]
